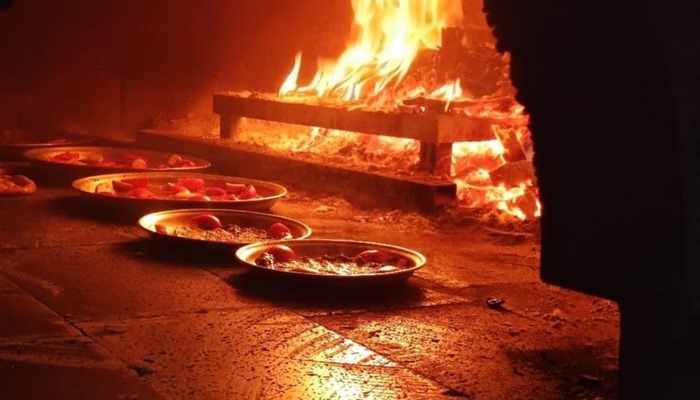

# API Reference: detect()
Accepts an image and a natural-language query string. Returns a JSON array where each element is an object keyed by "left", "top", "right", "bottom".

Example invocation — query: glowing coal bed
[
  {"left": 209, "top": 90, "right": 538, "bottom": 221},
  {"left": 210, "top": 0, "right": 539, "bottom": 220}
]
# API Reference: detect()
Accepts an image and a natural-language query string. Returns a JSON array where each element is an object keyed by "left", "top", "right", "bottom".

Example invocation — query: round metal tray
[
  {"left": 0, "top": 130, "right": 96, "bottom": 161},
  {"left": 235, "top": 239, "right": 427, "bottom": 286},
  {"left": 138, "top": 208, "right": 311, "bottom": 250},
  {"left": 72, "top": 172, "right": 287, "bottom": 214},
  {"left": 24, "top": 146, "right": 211, "bottom": 175}
]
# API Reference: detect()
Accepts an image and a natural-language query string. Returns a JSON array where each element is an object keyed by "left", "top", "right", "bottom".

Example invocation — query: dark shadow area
[
  {"left": 47, "top": 195, "right": 143, "bottom": 225},
  {"left": 505, "top": 344, "right": 618, "bottom": 400},
  {"left": 116, "top": 235, "right": 432, "bottom": 313},
  {"left": 115, "top": 240, "right": 238, "bottom": 268},
  {"left": 227, "top": 270, "right": 429, "bottom": 312},
  {"left": 0, "top": 161, "right": 31, "bottom": 174},
  {"left": 28, "top": 168, "right": 100, "bottom": 188},
  {"left": 0, "top": 131, "right": 97, "bottom": 161}
]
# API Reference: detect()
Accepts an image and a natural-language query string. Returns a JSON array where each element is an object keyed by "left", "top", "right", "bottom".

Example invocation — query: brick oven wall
[
  {"left": 0, "top": 0, "right": 488, "bottom": 140},
  {"left": 0, "top": 0, "right": 351, "bottom": 140}
]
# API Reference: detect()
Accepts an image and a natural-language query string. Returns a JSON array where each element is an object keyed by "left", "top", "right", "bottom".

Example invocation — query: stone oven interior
[
  {"left": 1, "top": 0, "right": 541, "bottom": 217},
  {"left": 2, "top": 1, "right": 696, "bottom": 399}
]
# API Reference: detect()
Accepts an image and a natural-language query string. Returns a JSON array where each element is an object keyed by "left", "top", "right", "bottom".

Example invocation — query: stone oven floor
[{"left": 0, "top": 185, "right": 619, "bottom": 400}]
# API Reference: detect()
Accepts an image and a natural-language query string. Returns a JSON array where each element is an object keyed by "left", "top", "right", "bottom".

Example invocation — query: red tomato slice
[
  {"left": 356, "top": 250, "right": 390, "bottom": 264},
  {"left": 175, "top": 159, "right": 196, "bottom": 167},
  {"left": 120, "top": 177, "right": 149, "bottom": 188},
  {"left": 267, "top": 222, "right": 291, "bottom": 239},
  {"left": 238, "top": 185, "right": 259, "bottom": 200},
  {"left": 154, "top": 224, "right": 169, "bottom": 234},
  {"left": 225, "top": 183, "right": 246, "bottom": 194},
  {"left": 167, "top": 154, "right": 183, "bottom": 167},
  {"left": 51, "top": 151, "right": 80, "bottom": 162},
  {"left": 177, "top": 178, "right": 205, "bottom": 191},
  {"left": 204, "top": 187, "right": 227, "bottom": 197},
  {"left": 166, "top": 183, "right": 189, "bottom": 194},
  {"left": 190, "top": 215, "right": 222, "bottom": 230},
  {"left": 130, "top": 158, "right": 148, "bottom": 169},
  {"left": 111, "top": 180, "right": 133, "bottom": 193},
  {"left": 131, "top": 187, "right": 154, "bottom": 198},
  {"left": 266, "top": 244, "right": 297, "bottom": 262}
]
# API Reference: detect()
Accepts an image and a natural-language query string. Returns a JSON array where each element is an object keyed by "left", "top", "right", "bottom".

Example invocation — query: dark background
[
  {"left": 0, "top": 0, "right": 351, "bottom": 137},
  {"left": 0, "top": 0, "right": 488, "bottom": 139}
]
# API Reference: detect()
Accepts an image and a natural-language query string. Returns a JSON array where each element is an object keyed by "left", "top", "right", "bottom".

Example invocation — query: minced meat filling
[
  {"left": 258, "top": 253, "right": 411, "bottom": 275},
  {"left": 172, "top": 224, "right": 270, "bottom": 243}
]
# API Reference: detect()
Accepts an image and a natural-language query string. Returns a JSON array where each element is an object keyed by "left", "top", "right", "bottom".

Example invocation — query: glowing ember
[
  {"left": 277, "top": 0, "right": 539, "bottom": 220},
  {"left": 430, "top": 80, "right": 462, "bottom": 112}
]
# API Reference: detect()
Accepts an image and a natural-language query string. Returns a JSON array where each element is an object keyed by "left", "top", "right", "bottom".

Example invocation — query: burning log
[
  {"left": 214, "top": 93, "right": 501, "bottom": 176},
  {"left": 492, "top": 125, "right": 527, "bottom": 162},
  {"left": 396, "top": 103, "right": 423, "bottom": 115},
  {"left": 513, "top": 190, "right": 539, "bottom": 220},
  {"left": 488, "top": 160, "right": 536, "bottom": 187},
  {"left": 437, "top": 27, "right": 464, "bottom": 80},
  {"left": 401, "top": 95, "right": 518, "bottom": 115},
  {"left": 417, "top": 25, "right": 514, "bottom": 99},
  {"left": 419, "top": 143, "right": 453, "bottom": 176},
  {"left": 214, "top": 93, "right": 495, "bottom": 143}
]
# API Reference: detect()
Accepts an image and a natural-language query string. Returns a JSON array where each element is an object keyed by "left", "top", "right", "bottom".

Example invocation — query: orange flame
[
  {"left": 280, "top": 0, "right": 464, "bottom": 102},
  {"left": 429, "top": 79, "right": 462, "bottom": 111},
  {"left": 279, "top": 52, "right": 302, "bottom": 96},
  {"left": 275, "top": 0, "right": 540, "bottom": 220}
]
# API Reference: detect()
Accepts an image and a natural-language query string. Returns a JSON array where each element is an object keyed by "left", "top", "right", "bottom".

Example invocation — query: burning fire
[
  {"left": 278, "top": 0, "right": 540, "bottom": 220},
  {"left": 279, "top": 0, "right": 463, "bottom": 102}
]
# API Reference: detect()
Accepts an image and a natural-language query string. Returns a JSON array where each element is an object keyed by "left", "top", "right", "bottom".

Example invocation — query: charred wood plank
[
  {"left": 419, "top": 142, "right": 453, "bottom": 176},
  {"left": 213, "top": 93, "right": 497, "bottom": 143},
  {"left": 489, "top": 160, "right": 536, "bottom": 187},
  {"left": 492, "top": 126, "right": 527, "bottom": 162}
]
